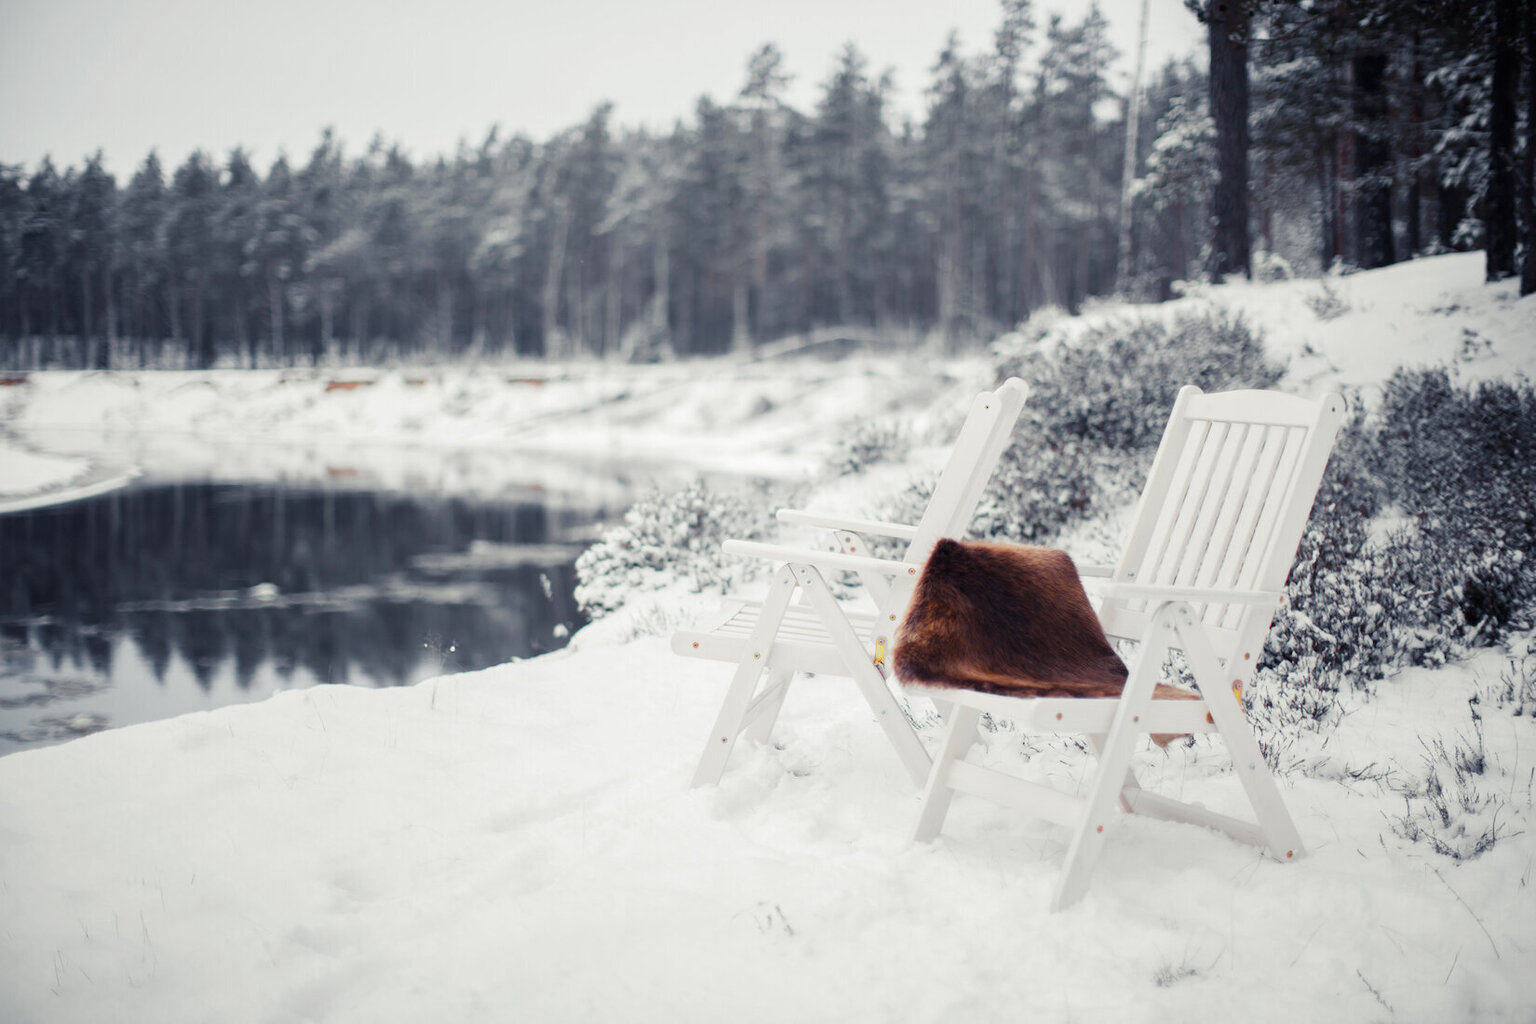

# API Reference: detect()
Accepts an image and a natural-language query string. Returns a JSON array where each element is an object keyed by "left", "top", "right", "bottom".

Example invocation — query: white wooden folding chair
[
  {"left": 906, "top": 385, "right": 1345, "bottom": 910},
  {"left": 673, "top": 377, "right": 1029, "bottom": 788}
]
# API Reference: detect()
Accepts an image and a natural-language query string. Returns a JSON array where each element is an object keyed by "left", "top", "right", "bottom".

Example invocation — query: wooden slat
[
  {"left": 947, "top": 761, "right": 1085, "bottom": 828},
  {"left": 1192, "top": 424, "right": 1263, "bottom": 621},
  {"left": 1123, "top": 791, "right": 1266, "bottom": 847},
  {"left": 1183, "top": 388, "right": 1328, "bottom": 427}
]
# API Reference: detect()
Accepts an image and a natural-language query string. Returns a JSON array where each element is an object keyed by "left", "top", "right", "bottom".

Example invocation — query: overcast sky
[{"left": 1, "top": 0, "right": 1204, "bottom": 176}]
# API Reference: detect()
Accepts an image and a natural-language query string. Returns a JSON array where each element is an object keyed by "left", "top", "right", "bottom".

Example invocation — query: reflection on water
[{"left": 0, "top": 482, "right": 611, "bottom": 755}]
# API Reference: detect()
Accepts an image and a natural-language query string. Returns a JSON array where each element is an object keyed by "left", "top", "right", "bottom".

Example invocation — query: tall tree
[
  {"left": 1523, "top": 0, "right": 1536, "bottom": 296},
  {"left": 739, "top": 44, "right": 795, "bottom": 344},
  {"left": 1197, "top": 0, "right": 1252, "bottom": 281},
  {"left": 117, "top": 153, "right": 167, "bottom": 348},
  {"left": 70, "top": 153, "right": 117, "bottom": 365},
  {"left": 166, "top": 151, "right": 218, "bottom": 365},
  {"left": 0, "top": 164, "right": 24, "bottom": 339},
  {"left": 925, "top": 32, "right": 984, "bottom": 341},
  {"left": 216, "top": 149, "right": 259, "bottom": 364},
  {"left": 984, "top": 0, "right": 1036, "bottom": 324},
  {"left": 1135, "top": 61, "right": 1214, "bottom": 292},
  {"left": 1486, "top": 0, "right": 1520, "bottom": 280}
]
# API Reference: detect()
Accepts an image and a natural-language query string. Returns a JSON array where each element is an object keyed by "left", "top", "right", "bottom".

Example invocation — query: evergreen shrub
[
  {"left": 574, "top": 480, "right": 773, "bottom": 618},
  {"left": 975, "top": 309, "right": 1283, "bottom": 544},
  {"left": 1251, "top": 369, "right": 1536, "bottom": 762}
]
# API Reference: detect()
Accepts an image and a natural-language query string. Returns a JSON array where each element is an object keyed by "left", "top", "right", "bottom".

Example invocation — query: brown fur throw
[{"left": 894, "top": 539, "right": 1195, "bottom": 708}]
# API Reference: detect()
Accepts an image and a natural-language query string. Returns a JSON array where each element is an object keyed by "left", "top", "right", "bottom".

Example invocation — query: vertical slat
[
  {"left": 951, "top": 378, "right": 1029, "bottom": 540},
  {"left": 1151, "top": 421, "right": 1226, "bottom": 588},
  {"left": 1170, "top": 423, "right": 1248, "bottom": 615},
  {"left": 1127, "top": 418, "right": 1212, "bottom": 613},
  {"left": 1193, "top": 425, "right": 1266, "bottom": 623},
  {"left": 908, "top": 389, "right": 1001, "bottom": 562},
  {"left": 1234, "top": 426, "right": 1305, "bottom": 598},
  {"left": 906, "top": 379, "right": 1026, "bottom": 565},
  {"left": 1114, "top": 386, "right": 1203, "bottom": 590},
  {"left": 1214, "top": 425, "right": 1290, "bottom": 630}
]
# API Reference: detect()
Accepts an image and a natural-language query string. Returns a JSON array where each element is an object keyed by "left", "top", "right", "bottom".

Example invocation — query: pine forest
[{"left": 2, "top": 0, "right": 1533, "bottom": 370}]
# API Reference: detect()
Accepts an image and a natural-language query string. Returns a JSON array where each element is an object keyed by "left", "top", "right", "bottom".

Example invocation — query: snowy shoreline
[{"left": 3, "top": 252, "right": 1535, "bottom": 1022}]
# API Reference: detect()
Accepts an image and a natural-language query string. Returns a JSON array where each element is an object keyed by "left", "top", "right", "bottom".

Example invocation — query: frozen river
[{"left": 0, "top": 469, "right": 635, "bottom": 755}]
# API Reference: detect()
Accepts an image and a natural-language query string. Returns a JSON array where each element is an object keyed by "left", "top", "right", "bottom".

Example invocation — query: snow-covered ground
[
  {"left": 2, "top": 252, "right": 1535, "bottom": 1022},
  {"left": 0, "top": 349, "right": 990, "bottom": 511}
]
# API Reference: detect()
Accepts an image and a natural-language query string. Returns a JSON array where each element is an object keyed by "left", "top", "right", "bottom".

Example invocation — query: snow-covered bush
[
  {"left": 831, "top": 421, "right": 910, "bottom": 477},
  {"left": 1480, "top": 649, "right": 1536, "bottom": 718},
  {"left": 1254, "top": 370, "right": 1536, "bottom": 761},
  {"left": 969, "top": 436, "right": 1109, "bottom": 545},
  {"left": 1001, "top": 309, "right": 1283, "bottom": 453},
  {"left": 1252, "top": 249, "right": 1294, "bottom": 283},
  {"left": 574, "top": 480, "right": 775, "bottom": 618},
  {"left": 1304, "top": 280, "right": 1349, "bottom": 321},
  {"left": 1388, "top": 713, "right": 1518, "bottom": 861},
  {"left": 977, "top": 309, "right": 1282, "bottom": 544},
  {"left": 1368, "top": 370, "right": 1536, "bottom": 644}
]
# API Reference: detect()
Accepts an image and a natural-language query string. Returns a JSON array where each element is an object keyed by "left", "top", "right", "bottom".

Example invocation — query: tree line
[{"left": 1, "top": 0, "right": 1530, "bottom": 370}]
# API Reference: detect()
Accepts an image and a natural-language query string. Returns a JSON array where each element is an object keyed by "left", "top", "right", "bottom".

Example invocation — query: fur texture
[{"left": 894, "top": 539, "right": 1131, "bottom": 698}]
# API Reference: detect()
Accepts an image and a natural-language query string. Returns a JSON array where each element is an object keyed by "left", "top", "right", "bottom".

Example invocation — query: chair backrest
[
  {"left": 905, "top": 377, "right": 1029, "bottom": 564},
  {"left": 1098, "top": 386, "right": 1345, "bottom": 665}
]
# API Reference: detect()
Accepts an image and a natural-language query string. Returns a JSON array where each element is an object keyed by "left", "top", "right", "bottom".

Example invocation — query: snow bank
[
  {"left": 0, "top": 355, "right": 996, "bottom": 491},
  {"left": 2, "top": 639, "right": 1532, "bottom": 1022},
  {"left": 0, "top": 444, "right": 87, "bottom": 495},
  {"left": 1045, "top": 251, "right": 1535, "bottom": 397}
]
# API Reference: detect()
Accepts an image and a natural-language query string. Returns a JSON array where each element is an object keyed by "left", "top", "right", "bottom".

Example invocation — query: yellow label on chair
[{"left": 873, "top": 637, "right": 888, "bottom": 678}]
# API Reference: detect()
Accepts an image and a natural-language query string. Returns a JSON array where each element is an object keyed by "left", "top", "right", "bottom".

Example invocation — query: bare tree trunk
[
  {"left": 267, "top": 270, "right": 284, "bottom": 363},
  {"left": 103, "top": 261, "right": 117, "bottom": 360},
  {"left": 1021, "top": 162, "right": 1038, "bottom": 313},
  {"left": 835, "top": 193, "right": 853, "bottom": 325},
  {"left": 1116, "top": 0, "right": 1151, "bottom": 291},
  {"left": 351, "top": 297, "right": 367, "bottom": 358},
  {"left": 473, "top": 284, "right": 489, "bottom": 355},
  {"left": 320, "top": 280, "right": 336, "bottom": 358},
  {"left": 1487, "top": 0, "right": 1520, "bottom": 280},
  {"left": 939, "top": 187, "right": 963, "bottom": 346},
  {"left": 731, "top": 263, "right": 750, "bottom": 354},
  {"left": 1406, "top": 34, "right": 1424, "bottom": 257},
  {"left": 1207, "top": 0, "right": 1251, "bottom": 282},
  {"left": 80, "top": 263, "right": 94, "bottom": 366},
  {"left": 650, "top": 229, "right": 670, "bottom": 354},
  {"left": 1352, "top": 53, "right": 1395, "bottom": 269},
  {"left": 234, "top": 287, "right": 251, "bottom": 367},
  {"left": 433, "top": 273, "right": 451, "bottom": 354},
  {"left": 167, "top": 281, "right": 183, "bottom": 351},
  {"left": 1523, "top": 0, "right": 1536, "bottom": 296},
  {"left": 752, "top": 206, "right": 769, "bottom": 339},
  {"left": 542, "top": 200, "right": 570, "bottom": 359}
]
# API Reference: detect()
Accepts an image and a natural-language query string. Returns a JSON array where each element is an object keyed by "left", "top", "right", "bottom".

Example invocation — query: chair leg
[
  {"left": 792, "top": 562, "right": 932, "bottom": 786},
  {"left": 1052, "top": 605, "right": 1175, "bottom": 910},
  {"left": 913, "top": 702, "right": 981, "bottom": 842},
  {"left": 743, "top": 669, "right": 794, "bottom": 744},
  {"left": 1173, "top": 605, "right": 1306, "bottom": 861},
  {"left": 1085, "top": 733, "right": 1141, "bottom": 814},
  {"left": 691, "top": 566, "right": 799, "bottom": 788}
]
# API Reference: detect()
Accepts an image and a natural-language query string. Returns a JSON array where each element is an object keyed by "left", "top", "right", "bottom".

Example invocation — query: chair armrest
[
  {"left": 722, "top": 539, "right": 924, "bottom": 578},
  {"left": 775, "top": 508, "right": 919, "bottom": 541},
  {"left": 1076, "top": 563, "right": 1115, "bottom": 578},
  {"left": 1100, "top": 582, "right": 1281, "bottom": 607}
]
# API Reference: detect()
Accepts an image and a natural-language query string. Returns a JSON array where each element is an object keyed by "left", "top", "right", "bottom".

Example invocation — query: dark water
[{"left": 0, "top": 481, "right": 617, "bottom": 755}]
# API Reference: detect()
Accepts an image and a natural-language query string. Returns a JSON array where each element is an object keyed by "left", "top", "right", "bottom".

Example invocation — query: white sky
[{"left": 0, "top": 0, "right": 1203, "bottom": 176}]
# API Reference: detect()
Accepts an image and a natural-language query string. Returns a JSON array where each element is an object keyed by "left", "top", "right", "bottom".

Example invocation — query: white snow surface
[
  {"left": 3, "top": 252, "right": 1536, "bottom": 1022},
  {"left": 0, "top": 444, "right": 87, "bottom": 495}
]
